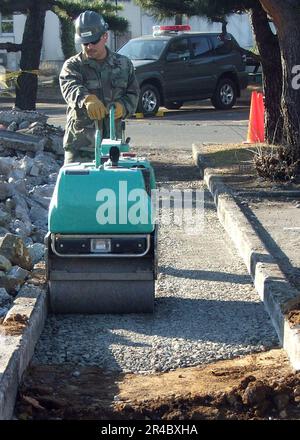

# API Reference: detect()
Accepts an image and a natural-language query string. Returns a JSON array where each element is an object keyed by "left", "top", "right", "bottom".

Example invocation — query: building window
[{"left": 1, "top": 14, "right": 14, "bottom": 34}]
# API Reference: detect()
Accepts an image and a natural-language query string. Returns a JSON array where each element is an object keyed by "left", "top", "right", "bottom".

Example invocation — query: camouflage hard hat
[{"left": 75, "top": 11, "right": 109, "bottom": 45}]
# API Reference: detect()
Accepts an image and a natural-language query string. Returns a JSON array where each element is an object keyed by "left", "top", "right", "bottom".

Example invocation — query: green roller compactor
[{"left": 45, "top": 107, "right": 157, "bottom": 313}]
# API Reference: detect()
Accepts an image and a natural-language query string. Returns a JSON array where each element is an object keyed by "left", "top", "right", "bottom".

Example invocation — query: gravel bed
[{"left": 33, "top": 164, "right": 278, "bottom": 373}]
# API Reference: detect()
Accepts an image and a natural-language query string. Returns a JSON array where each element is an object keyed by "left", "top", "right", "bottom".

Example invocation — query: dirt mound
[
  {"left": 115, "top": 372, "right": 300, "bottom": 420},
  {"left": 15, "top": 349, "right": 300, "bottom": 420}
]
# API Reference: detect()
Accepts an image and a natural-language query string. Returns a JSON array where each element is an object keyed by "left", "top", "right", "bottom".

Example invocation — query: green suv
[{"left": 118, "top": 25, "right": 248, "bottom": 116}]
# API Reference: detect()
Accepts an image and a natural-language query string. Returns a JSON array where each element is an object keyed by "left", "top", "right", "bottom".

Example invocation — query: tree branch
[
  {"left": 0, "top": 0, "right": 54, "bottom": 15},
  {"left": 259, "top": 0, "right": 286, "bottom": 24},
  {"left": 0, "top": 0, "right": 35, "bottom": 14},
  {"left": 0, "top": 42, "right": 22, "bottom": 52}
]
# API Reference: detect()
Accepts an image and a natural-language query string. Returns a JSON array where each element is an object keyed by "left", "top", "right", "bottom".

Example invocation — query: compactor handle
[
  {"left": 94, "top": 120, "right": 102, "bottom": 168},
  {"left": 109, "top": 105, "right": 116, "bottom": 140}
]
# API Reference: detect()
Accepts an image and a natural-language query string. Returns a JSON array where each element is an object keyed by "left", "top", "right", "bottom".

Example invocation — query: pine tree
[
  {"left": 135, "top": 0, "right": 283, "bottom": 145},
  {"left": 0, "top": 0, "right": 128, "bottom": 110},
  {"left": 260, "top": 0, "right": 300, "bottom": 158}
]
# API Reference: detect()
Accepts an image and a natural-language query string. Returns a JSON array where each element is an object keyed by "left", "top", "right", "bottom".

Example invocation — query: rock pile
[
  {"left": 0, "top": 109, "right": 64, "bottom": 156},
  {"left": 0, "top": 109, "right": 64, "bottom": 319}
]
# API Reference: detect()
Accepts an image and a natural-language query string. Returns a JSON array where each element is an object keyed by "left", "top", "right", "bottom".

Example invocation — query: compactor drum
[{"left": 46, "top": 108, "right": 157, "bottom": 313}]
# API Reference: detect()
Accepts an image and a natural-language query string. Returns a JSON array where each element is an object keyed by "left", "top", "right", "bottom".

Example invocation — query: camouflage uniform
[{"left": 59, "top": 48, "right": 139, "bottom": 163}]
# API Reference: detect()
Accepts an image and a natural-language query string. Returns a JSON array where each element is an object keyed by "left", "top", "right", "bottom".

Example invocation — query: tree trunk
[
  {"left": 175, "top": 15, "right": 182, "bottom": 25},
  {"left": 250, "top": 3, "right": 283, "bottom": 144},
  {"left": 259, "top": 0, "right": 300, "bottom": 159},
  {"left": 15, "top": 3, "right": 46, "bottom": 110}
]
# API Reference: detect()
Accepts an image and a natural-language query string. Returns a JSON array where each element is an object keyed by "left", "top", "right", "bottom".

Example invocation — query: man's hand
[
  {"left": 113, "top": 101, "right": 125, "bottom": 119},
  {"left": 83, "top": 95, "right": 107, "bottom": 120}
]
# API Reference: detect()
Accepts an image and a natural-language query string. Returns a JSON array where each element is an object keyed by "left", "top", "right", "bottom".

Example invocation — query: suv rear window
[
  {"left": 166, "top": 38, "right": 190, "bottom": 60},
  {"left": 190, "top": 36, "right": 212, "bottom": 58},
  {"left": 210, "top": 35, "right": 234, "bottom": 55}
]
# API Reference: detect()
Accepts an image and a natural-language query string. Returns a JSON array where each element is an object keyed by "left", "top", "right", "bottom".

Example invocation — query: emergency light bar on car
[{"left": 152, "top": 25, "right": 191, "bottom": 36}]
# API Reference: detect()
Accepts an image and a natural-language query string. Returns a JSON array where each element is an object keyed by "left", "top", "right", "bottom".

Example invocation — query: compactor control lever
[{"left": 109, "top": 146, "right": 120, "bottom": 166}]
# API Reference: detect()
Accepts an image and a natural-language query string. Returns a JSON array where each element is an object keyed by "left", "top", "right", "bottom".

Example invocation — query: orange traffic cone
[{"left": 244, "top": 91, "right": 265, "bottom": 143}]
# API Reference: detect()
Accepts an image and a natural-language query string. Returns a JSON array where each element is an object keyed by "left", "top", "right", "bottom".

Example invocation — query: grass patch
[{"left": 199, "top": 143, "right": 271, "bottom": 173}]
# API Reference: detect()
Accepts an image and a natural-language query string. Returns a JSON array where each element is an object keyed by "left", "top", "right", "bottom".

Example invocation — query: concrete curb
[
  {"left": 192, "top": 144, "right": 300, "bottom": 371},
  {"left": 0, "top": 284, "right": 48, "bottom": 419}
]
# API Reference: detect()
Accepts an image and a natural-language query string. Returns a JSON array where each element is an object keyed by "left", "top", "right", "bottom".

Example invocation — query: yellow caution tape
[
  {"left": 0, "top": 70, "right": 41, "bottom": 94},
  {"left": 0, "top": 69, "right": 40, "bottom": 82}
]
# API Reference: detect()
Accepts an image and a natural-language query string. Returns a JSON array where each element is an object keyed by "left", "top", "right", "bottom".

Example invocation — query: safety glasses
[{"left": 83, "top": 35, "right": 102, "bottom": 46}]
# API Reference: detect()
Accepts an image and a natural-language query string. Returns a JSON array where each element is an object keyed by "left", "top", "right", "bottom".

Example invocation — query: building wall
[
  {"left": 188, "top": 14, "right": 254, "bottom": 49},
  {"left": 41, "top": 11, "right": 64, "bottom": 62},
  {"left": 118, "top": 0, "right": 142, "bottom": 38}
]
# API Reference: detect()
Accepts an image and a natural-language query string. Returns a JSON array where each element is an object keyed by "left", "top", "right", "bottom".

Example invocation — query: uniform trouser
[
  {"left": 63, "top": 117, "right": 124, "bottom": 164},
  {"left": 64, "top": 150, "right": 94, "bottom": 165}
]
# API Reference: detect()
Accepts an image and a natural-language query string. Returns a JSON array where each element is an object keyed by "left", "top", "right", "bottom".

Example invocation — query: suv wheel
[
  {"left": 211, "top": 78, "right": 237, "bottom": 110},
  {"left": 165, "top": 101, "right": 182, "bottom": 110},
  {"left": 137, "top": 84, "right": 160, "bottom": 116}
]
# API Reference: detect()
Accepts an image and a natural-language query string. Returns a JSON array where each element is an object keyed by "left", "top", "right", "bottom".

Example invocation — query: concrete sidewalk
[{"left": 192, "top": 143, "right": 300, "bottom": 370}]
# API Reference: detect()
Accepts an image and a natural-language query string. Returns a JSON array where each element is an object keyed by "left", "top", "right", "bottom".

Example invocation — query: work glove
[
  {"left": 113, "top": 101, "right": 125, "bottom": 119},
  {"left": 83, "top": 95, "right": 107, "bottom": 120}
]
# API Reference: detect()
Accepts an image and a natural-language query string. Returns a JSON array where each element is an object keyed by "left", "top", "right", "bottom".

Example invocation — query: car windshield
[{"left": 118, "top": 39, "right": 168, "bottom": 60}]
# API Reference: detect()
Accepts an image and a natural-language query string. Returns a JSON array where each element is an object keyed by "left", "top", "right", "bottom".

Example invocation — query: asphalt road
[
  {"left": 45, "top": 102, "right": 249, "bottom": 149},
  {"left": 0, "top": 100, "right": 249, "bottom": 148}
]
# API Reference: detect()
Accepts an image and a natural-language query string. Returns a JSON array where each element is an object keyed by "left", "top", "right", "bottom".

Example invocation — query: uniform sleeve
[
  {"left": 118, "top": 59, "right": 140, "bottom": 117},
  {"left": 59, "top": 59, "right": 90, "bottom": 109}
]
